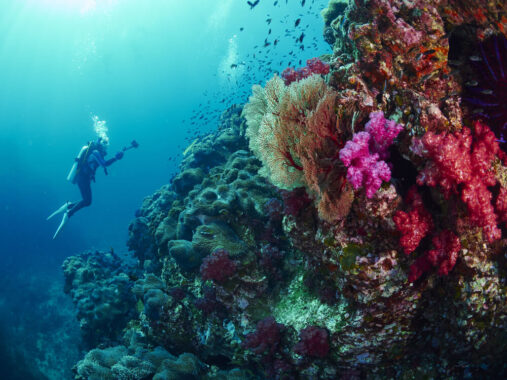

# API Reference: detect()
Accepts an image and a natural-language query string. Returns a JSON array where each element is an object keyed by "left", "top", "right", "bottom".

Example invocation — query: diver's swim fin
[
  {"left": 47, "top": 202, "right": 71, "bottom": 220},
  {"left": 53, "top": 212, "right": 69, "bottom": 239}
]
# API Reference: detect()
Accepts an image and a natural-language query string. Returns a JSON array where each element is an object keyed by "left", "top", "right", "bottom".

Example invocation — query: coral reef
[
  {"left": 281, "top": 57, "right": 330, "bottom": 85},
  {"left": 63, "top": 1, "right": 507, "bottom": 379},
  {"left": 62, "top": 250, "right": 138, "bottom": 348}
]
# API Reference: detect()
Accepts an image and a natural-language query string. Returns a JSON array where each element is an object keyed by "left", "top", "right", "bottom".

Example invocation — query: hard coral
[
  {"left": 293, "top": 326, "right": 330, "bottom": 358},
  {"left": 199, "top": 249, "right": 237, "bottom": 283},
  {"left": 339, "top": 111, "right": 403, "bottom": 198}
]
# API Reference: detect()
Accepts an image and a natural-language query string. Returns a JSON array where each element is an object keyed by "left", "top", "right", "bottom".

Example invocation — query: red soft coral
[
  {"left": 393, "top": 186, "right": 433, "bottom": 255},
  {"left": 496, "top": 187, "right": 507, "bottom": 228},
  {"left": 417, "top": 121, "right": 503, "bottom": 242},
  {"left": 281, "top": 57, "right": 330, "bottom": 85},
  {"left": 408, "top": 230, "right": 461, "bottom": 282}
]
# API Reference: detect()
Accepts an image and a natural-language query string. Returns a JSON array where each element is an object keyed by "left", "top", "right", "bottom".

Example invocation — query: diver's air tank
[{"left": 67, "top": 145, "right": 89, "bottom": 183}]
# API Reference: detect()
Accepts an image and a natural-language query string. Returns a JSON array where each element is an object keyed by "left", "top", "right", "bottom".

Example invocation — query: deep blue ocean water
[{"left": 0, "top": 0, "right": 330, "bottom": 378}]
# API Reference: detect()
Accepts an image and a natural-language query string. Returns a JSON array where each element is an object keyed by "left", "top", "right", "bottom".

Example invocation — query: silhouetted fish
[{"left": 247, "top": 0, "right": 260, "bottom": 9}]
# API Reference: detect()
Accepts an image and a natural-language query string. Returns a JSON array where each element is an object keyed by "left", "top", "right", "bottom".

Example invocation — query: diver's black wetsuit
[{"left": 67, "top": 149, "right": 119, "bottom": 217}]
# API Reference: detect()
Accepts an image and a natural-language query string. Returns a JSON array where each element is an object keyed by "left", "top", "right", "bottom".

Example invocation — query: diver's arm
[
  {"left": 91, "top": 150, "right": 123, "bottom": 168},
  {"left": 91, "top": 150, "right": 108, "bottom": 167},
  {"left": 104, "top": 152, "right": 123, "bottom": 166}
]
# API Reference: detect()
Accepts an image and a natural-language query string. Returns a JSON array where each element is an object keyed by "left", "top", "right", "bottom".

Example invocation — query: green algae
[{"left": 338, "top": 243, "right": 369, "bottom": 273}]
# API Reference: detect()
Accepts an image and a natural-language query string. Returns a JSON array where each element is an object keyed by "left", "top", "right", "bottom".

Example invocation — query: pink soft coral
[
  {"left": 339, "top": 111, "right": 403, "bottom": 198},
  {"left": 365, "top": 111, "right": 404, "bottom": 159}
]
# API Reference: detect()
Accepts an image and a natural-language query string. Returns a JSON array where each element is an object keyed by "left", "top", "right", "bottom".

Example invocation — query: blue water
[{"left": 0, "top": 0, "right": 330, "bottom": 378}]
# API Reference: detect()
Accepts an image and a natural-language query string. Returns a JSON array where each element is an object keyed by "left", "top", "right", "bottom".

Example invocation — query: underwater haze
[
  {"left": 0, "top": 0, "right": 329, "bottom": 378},
  {"left": 3, "top": 0, "right": 505, "bottom": 378}
]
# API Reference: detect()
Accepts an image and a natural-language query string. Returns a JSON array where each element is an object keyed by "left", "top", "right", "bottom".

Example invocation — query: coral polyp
[{"left": 464, "top": 34, "right": 507, "bottom": 148}]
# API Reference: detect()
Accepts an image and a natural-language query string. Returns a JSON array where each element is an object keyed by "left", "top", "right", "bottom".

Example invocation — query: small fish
[
  {"left": 274, "top": 1, "right": 278, "bottom": 5},
  {"left": 268, "top": 28, "right": 272, "bottom": 34},
  {"left": 295, "top": 18, "right": 301, "bottom": 27},
  {"left": 298, "top": 32, "right": 305, "bottom": 43},
  {"left": 481, "top": 89, "right": 493, "bottom": 95},
  {"left": 264, "top": 38, "right": 271, "bottom": 47},
  {"left": 466, "top": 80, "right": 478, "bottom": 86},
  {"left": 240, "top": 27, "right": 244, "bottom": 31},
  {"left": 247, "top": 0, "right": 260, "bottom": 9},
  {"left": 469, "top": 55, "right": 482, "bottom": 62},
  {"left": 230, "top": 64, "right": 238, "bottom": 68},
  {"left": 423, "top": 49, "right": 436, "bottom": 56},
  {"left": 420, "top": 73, "right": 434, "bottom": 82},
  {"left": 301, "top": 0, "right": 306, "bottom": 6},
  {"left": 448, "top": 59, "right": 463, "bottom": 66},
  {"left": 274, "top": 39, "right": 279, "bottom": 46},
  {"left": 266, "top": 18, "right": 272, "bottom": 24}
]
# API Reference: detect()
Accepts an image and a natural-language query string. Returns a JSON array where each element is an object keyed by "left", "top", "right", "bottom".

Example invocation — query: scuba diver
[{"left": 48, "top": 138, "right": 139, "bottom": 239}]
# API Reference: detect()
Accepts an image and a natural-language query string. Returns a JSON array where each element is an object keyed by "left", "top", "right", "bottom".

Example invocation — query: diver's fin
[
  {"left": 47, "top": 202, "right": 71, "bottom": 220},
  {"left": 53, "top": 212, "right": 69, "bottom": 239}
]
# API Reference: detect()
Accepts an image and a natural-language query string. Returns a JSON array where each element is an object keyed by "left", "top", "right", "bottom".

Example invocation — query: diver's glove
[{"left": 115, "top": 152, "right": 124, "bottom": 160}]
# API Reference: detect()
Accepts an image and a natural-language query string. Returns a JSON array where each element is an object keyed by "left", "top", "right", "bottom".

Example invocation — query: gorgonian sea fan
[{"left": 464, "top": 34, "right": 507, "bottom": 150}]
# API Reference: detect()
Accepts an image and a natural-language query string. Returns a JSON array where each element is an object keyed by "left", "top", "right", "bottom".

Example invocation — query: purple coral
[
  {"left": 194, "top": 285, "right": 221, "bottom": 315},
  {"left": 293, "top": 326, "right": 330, "bottom": 358},
  {"left": 200, "top": 249, "right": 237, "bottom": 283},
  {"left": 339, "top": 111, "right": 403, "bottom": 198},
  {"left": 242, "top": 316, "right": 284, "bottom": 356}
]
